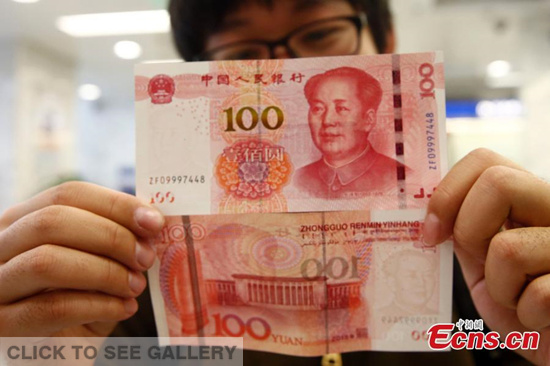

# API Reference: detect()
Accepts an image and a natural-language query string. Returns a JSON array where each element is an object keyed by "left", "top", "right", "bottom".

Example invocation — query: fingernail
[
  {"left": 423, "top": 213, "right": 441, "bottom": 246},
  {"left": 124, "top": 298, "right": 138, "bottom": 315},
  {"left": 135, "top": 242, "right": 156, "bottom": 269},
  {"left": 134, "top": 207, "right": 164, "bottom": 232},
  {"left": 129, "top": 272, "right": 146, "bottom": 294}
]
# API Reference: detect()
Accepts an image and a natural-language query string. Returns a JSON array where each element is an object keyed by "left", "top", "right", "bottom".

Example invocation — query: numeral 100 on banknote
[
  {"left": 224, "top": 106, "right": 284, "bottom": 132},
  {"left": 419, "top": 63, "right": 436, "bottom": 99}
]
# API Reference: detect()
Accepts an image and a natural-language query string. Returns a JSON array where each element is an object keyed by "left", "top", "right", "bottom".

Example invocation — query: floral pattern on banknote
[{"left": 215, "top": 140, "right": 293, "bottom": 200}]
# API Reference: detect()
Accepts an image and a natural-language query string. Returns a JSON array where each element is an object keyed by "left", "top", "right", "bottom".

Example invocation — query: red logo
[
  {"left": 148, "top": 74, "right": 175, "bottom": 104},
  {"left": 427, "top": 321, "right": 540, "bottom": 351},
  {"left": 150, "top": 192, "right": 175, "bottom": 204}
]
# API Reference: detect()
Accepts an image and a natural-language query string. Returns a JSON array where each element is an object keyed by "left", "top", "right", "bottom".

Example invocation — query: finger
[
  {"left": 0, "top": 182, "right": 164, "bottom": 237},
  {"left": 0, "top": 245, "right": 147, "bottom": 304},
  {"left": 0, "top": 291, "right": 137, "bottom": 337},
  {"left": 423, "top": 148, "right": 525, "bottom": 245},
  {"left": 0, "top": 205, "right": 156, "bottom": 271},
  {"left": 453, "top": 243, "right": 485, "bottom": 291},
  {"left": 517, "top": 274, "right": 550, "bottom": 330},
  {"left": 452, "top": 166, "right": 550, "bottom": 261},
  {"left": 486, "top": 228, "right": 550, "bottom": 309}
]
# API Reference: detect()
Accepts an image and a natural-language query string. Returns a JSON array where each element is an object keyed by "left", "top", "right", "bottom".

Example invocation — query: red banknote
[
  {"left": 148, "top": 211, "right": 453, "bottom": 354},
  {"left": 136, "top": 53, "right": 447, "bottom": 215}
]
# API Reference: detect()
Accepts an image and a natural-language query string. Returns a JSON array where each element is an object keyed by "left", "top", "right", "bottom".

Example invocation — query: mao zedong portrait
[
  {"left": 294, "top": 66, "right": 399, "bottom": 199},
  {"left": 380, "top": 249, "right": 437, "bottom": 316}
]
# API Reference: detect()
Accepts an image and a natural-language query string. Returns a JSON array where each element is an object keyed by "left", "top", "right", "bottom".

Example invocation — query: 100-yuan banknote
[
  {"left": 148, "top": 210, "right": 453, "bottom": 355},
  {"left": 136, "top": 52, "right": 447, "bottom": 215}
]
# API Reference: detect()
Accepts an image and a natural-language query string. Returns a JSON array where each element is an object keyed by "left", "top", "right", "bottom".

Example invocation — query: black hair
[
  {"left": 169, "top": 0, "right": 392, "bottom": 61},
  {"left": 304, "top": 67, "right": 383, "bottom": 113}
]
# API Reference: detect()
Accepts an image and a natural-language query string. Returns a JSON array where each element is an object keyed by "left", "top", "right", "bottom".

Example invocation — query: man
[
  {"left": 376, "top": 249, "right": 438, "bottom": 349},
  {"left": 294, "top": 66, "right": 399, "bottom": 198},
  {"left": 1, "top": 0, "right": 549, "bottom": 365},
  {"left": 380, "top": 249, "right": 437, "bottom": 316}
]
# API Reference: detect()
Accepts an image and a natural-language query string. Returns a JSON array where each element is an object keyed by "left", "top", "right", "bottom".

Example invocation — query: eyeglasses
[{"left": 195, "top": 13, "right": 368, "bottom": 61}]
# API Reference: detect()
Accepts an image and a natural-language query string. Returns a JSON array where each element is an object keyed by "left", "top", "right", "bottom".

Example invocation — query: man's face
[
  {"left": 205, "top": 0, "right": 379, "bottom": 59},
  {"left": 391, "top": 256, "right": 436, "bottom": 309},
  {"left": 307, "top": 77, "right": 374, "bottom": 166}
]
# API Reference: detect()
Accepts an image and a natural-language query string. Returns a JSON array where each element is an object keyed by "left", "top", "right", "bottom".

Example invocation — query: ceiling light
[
  {"left": 56, "top": 10, "right": 170, "bottom": 37},
  {"left": 487, "top": 60, "right": 512, "bottom": 79},
  {"left": 78, "top": 84, "right": 102, "bottom": 101},
  {"left": 114, "top": 41, "right": 142, "bottom": 60},
  {"left": 476, "top": 100, "right": 523, "bottom": 119},
  {"left": 12, "top": 0, "right": 40, "bottom": 3}
]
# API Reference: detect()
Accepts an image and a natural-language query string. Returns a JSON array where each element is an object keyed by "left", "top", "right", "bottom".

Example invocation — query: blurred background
[{"left": 0, "top": 0, "right": 549, "bottom": 213}]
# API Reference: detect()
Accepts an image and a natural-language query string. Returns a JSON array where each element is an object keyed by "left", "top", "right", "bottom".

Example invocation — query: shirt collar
[{"left": 318, "top": 146, "right": 379, "bottom": 186}]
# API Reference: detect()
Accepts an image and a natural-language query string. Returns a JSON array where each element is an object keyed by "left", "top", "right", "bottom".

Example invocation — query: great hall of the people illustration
[{"left": 205, "top": 274, "right": 362, "bottom": 310}]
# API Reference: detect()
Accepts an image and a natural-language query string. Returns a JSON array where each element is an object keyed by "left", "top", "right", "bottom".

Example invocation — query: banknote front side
[
  {"left": 136, "top": 52, "right": 447, "bottom": 215},
  {"left": 148, "top": 210, "right": 453, "bottom": 355}
]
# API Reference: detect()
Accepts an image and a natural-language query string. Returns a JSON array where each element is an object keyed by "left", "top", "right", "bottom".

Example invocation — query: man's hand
[
  {"left": 424, "top": 148, "right": 550, "bottom": 365},
  {"left": 0, "top": 182, "right": 165, "bottom": 337}
]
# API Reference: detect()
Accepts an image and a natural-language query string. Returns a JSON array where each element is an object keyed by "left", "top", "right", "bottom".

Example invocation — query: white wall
[
  {"left": 0, "top": 38, "right": 136, "bottom": 212},
  {"left": 0, "top": 40, "right": 16, "bottom": 213},
  {"left": 77, "top": 98, "right": 136, "bottom": 191},
  {"left": 522, "top": 71, "right": 550, "bottom": 181},
  {"left": 447, "top": 118, "right": 527, "bottom": 167},
  {"left": 13, "top": 42, "right": 77, "bottom": 201}
]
